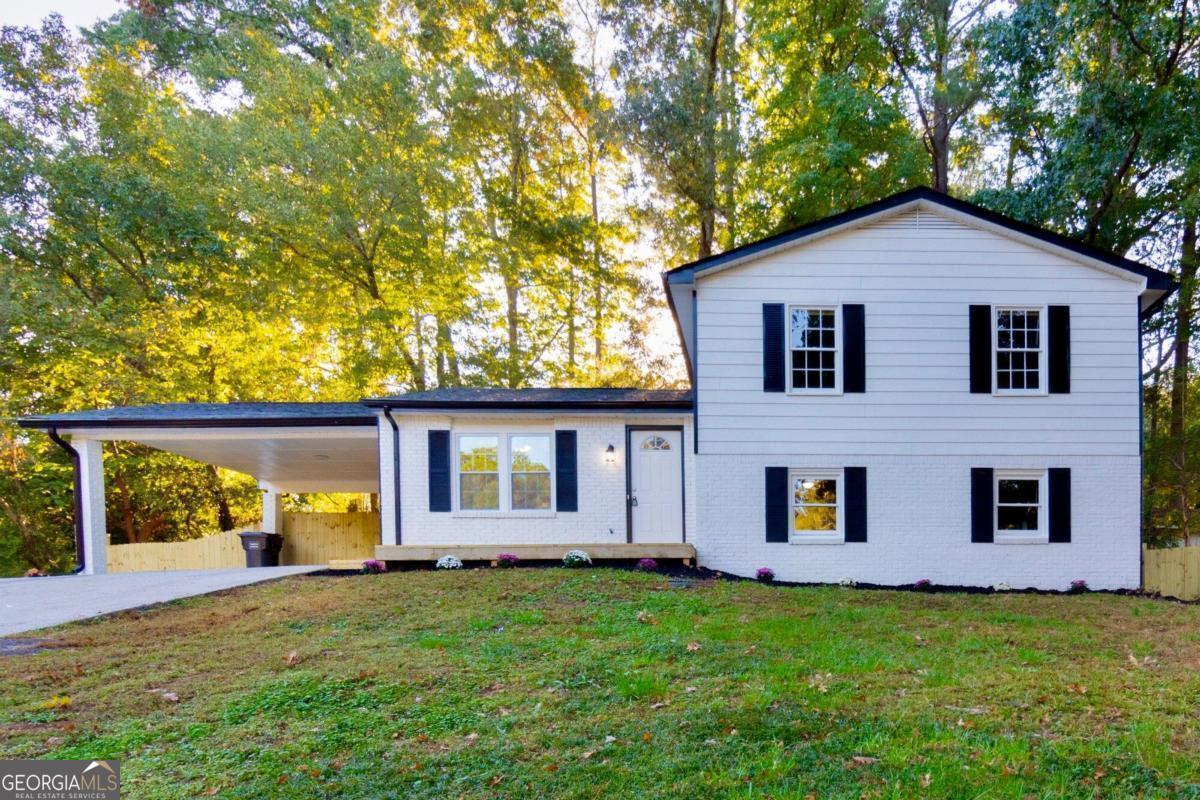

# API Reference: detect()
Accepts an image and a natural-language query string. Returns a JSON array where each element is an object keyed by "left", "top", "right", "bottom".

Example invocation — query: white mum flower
[
  {"left": 435, "top": 555, "right": 464, "bottom": 570},
  {"left": 562, "top": 549, "right": 592, "bottom": 567}
]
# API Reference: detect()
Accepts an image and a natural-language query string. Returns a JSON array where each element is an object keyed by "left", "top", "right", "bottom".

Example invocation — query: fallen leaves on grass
[
  {"left": 845, "top": 756, "right": 879, "bottom": 769},
  {"left": 686, "top": 642, "right": 701, "bottom": 652},
  {"left": 38, "top": 694, "right": 70, "bottom": 710},
  {"left": 1066, "top": 683, "right": 1088, "bottom": 694},
  {"left": 283, "top": 651, "right": 302, "bottom": 667}
]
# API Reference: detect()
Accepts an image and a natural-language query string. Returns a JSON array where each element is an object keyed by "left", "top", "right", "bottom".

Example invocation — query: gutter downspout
[
  {"left": 382, "top": 408, "right": 401, "bottom": 546},
  {"left": 46, "top": 427, "right": 86, "bottom": 574}
]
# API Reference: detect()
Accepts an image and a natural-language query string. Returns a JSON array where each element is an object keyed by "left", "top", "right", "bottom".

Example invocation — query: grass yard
[{"left": 2, "top": 569, "right": 1200, "bottom": 799}]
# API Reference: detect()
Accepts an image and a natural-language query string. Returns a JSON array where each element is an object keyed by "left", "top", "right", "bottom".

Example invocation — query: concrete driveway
[{"left": 0, "top": 566, "right": 322, "bottom": 636}]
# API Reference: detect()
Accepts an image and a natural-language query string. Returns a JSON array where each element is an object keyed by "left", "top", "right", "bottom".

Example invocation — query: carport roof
[{"left": 18, "top": 402, "right": 377, "bottom": 429}]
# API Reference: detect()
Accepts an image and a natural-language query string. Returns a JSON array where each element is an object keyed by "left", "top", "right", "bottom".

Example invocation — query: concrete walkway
[{"left": 0, "top": 566, "right": 322, "bottom": 636}]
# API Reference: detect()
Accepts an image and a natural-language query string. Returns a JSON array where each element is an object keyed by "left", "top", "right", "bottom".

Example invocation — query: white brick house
[{"left": 22, "top": 189, "right": 1175, "bottom": 589}]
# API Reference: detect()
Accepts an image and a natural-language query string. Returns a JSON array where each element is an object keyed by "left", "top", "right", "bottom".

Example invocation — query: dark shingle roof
[
  {"left": 19, "top": 402, "right": 377, "bottom": 429},
  {"left": 18, "top": 389, "right": 695, "bottom": 429},
  {"left": 364, "top": 387, "right": 693, "bottom": 411}
]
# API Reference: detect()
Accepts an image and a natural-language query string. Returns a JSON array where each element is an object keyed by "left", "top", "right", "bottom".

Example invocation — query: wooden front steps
[
  {"left": 373, "top": 542, "right": 695, "bottom": 565},
  {"left": 328, "top": 559, "right": 370, "bottom": 570}
]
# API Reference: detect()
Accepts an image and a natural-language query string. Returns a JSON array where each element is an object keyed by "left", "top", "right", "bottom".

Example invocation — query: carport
[{"left": 18, "top": 403, "right": 382, "bottom": 574}]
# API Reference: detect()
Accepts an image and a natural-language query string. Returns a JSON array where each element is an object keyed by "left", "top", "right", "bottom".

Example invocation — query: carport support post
[
  {"left": 260, "top": 485, "right": 284, "bottom": 534},
  {"left": 75, "top": 438, "right": 107, "bottom": 575}
]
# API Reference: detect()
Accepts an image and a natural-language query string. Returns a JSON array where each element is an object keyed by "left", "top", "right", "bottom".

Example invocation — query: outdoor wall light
[{"left": 605, "top": 444, "right": 616, "bottom": 464}]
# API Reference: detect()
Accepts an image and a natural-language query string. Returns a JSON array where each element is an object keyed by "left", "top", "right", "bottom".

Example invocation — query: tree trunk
[
  {"left": 505, "top": 278, "right": 521, "bottom": 388},
  {"left": 590, "top": 168, "right": 604, "bottom": 365},
  {"left": 435, "top": 318, "right": 459, "bottom": 386},
  {"left": 567, "top": 263, "right": 577, "bottom": 377},
  {"left": 411, "top": 312, "right": 428, "bottom": 392},
  {"left": 930, "top": 94, "right": 950, "bottom": 193},
  {"left": 207, "top": 464, "right": 235, "bottom": 532},
  {"left": 1170, "top": 213, "right": 1197, "bottom": 540},
  {"left": 697, "top": 0, "right": 727, "bottom": 259}
]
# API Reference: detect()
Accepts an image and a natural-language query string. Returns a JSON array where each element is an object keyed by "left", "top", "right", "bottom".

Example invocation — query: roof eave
[
  {"left": 360, "top": 399, "right": 693, "bottom": 412},
  {"left": 661, "top": 272, "right": 695, "bottom": 387},
  {"left": 17, "top": 416, "right": 378, "bottom": 430}
]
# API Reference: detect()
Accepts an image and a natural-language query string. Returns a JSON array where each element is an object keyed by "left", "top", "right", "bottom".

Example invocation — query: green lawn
[{"left": 2, "top": 569, "right": 1200, "bottom": 799}]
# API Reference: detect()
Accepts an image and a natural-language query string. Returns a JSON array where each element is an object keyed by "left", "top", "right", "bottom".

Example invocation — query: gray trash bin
[{"left": 238, "top": 532, "right": 283, "bottom": 567}]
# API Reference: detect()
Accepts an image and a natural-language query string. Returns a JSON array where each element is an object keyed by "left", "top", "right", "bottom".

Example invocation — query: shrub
[
  {"left": 360, "top": 559, "right": 387, "bottom": 575},
  {"left": 755, "top": 567, "right": 775, "bottom": 583},
  {"left": 435, "top": 555, "right": 464, "bottom": 570},
  {"left": 839, "top": 577, "right": 857, "bottom": 587},
  {"left": 1069, "top": 579, "right": 1088, "bottom": 593},
  {"left": 562, "top": 549, "right": 591, "bottom": 568},
  {"left": 636, "top": 558, "right": 658, "bottom": 572},
  {"left": 496, "top": 553, "right": 520, "bottom": 568},
  {"left": 913, "top": 578, "right": 932, "bottom": 591}
]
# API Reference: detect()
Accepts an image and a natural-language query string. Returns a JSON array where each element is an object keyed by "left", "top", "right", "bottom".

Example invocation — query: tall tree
[
  {"left": 873, "top": 0, "right": 994, "bottom": 192},
  {"left": 607, "top": 0, "right": 741, "bottom": 260},
  {"left": 741, "top": 0, "right": 925, "bottom": 234}
]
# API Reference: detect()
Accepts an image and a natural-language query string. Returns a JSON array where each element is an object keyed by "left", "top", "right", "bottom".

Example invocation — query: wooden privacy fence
[
  {"left": 1142, "top": 546, "right": 1200, "bottom": 600},
  {"left": 106, "top": 512, "right": 379, "bottom": 573}
]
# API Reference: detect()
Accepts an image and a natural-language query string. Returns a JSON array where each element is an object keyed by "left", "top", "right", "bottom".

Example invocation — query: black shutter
[
  {"left": 1048, "top": 305, "right": 1071, "bottom": 394},
  {"left": 765, "top": 467, "right": 788, "bottom": 542},
  {"left": 970, "top": 467, "right": 994, "bottom": 543},
  {"left": 844, "top": 466, "right": 867, "bottom": 542},
  {"left": 428, "top": 430, "right": 451, "bottom": 512},
  {"left": 763, "top": 304, "right": 785, "bottom": 392},
  {"left": 969, "top": 305, "right": 992, "bottom": 393},
  {"left": 555, "top": 430, "right": 578, "bottom": 512},
  {"left": 842, "top": 304, "right": 865, "bottom": 393},
  {"left": 1048, "top": 468, "right": 1071, "bottom": 542}
]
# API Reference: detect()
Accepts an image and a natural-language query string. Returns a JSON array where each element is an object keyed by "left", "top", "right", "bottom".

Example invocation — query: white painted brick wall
[
  {"left": 695, "top": 454, "right": 1140, "bottom": 590},
  {"left": 379, "top": 413, "right": 695, "bottom": 547}
]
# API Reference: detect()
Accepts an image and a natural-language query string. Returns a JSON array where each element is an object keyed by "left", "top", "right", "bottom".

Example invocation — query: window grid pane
[
  {"left": 792, "top": 476, "right": 838, "bottom": 533},
  {"left": 510, "top": 434, "right": 551, "bottom": 510},
  {"left": 997, "top": 477, "right": 1039, "bottom": 532},
  {"left": 790, "top": 308, "right": 837, "bottom": 390},
  {"left": 996, "top": 309, "right": 1041, "bottom": 391},
  {"left": 459, "top": 436, "right": 499, "bottom": 510}
]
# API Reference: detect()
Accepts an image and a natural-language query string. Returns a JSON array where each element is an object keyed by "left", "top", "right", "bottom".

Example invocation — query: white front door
[{"left": 629, "top": 429, "right": 684, "bottom": 543}]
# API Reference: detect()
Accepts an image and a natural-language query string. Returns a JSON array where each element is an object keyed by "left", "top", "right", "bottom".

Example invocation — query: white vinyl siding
[{"left": 694, "top": 208, "right": 1143, "bottom": 458}]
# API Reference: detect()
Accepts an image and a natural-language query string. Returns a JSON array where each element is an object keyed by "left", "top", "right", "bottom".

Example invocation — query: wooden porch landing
[{"left": 329, "top": 542, "right": 695, "bottom": 569}]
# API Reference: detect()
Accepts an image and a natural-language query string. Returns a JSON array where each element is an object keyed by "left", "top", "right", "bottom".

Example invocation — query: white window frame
[
  {"left": 994, "top": 469, "right": 1047, "bottom": 544},
  {"left": 992, "top": 306, "right": 1047, "bottom": 396},
  {"left": 787, "top": 304, "right": 843, "bottom": 396},
  {"left": 452, "top": 430, "right": 556, "bottom": 517},
  {"left": 788, "top": 468, "right": 844, "bottom": 545}
]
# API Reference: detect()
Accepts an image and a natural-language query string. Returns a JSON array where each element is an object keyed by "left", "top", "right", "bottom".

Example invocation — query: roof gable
[{"left": 666, "top": 188, "right": 1175, "bottom": 298}]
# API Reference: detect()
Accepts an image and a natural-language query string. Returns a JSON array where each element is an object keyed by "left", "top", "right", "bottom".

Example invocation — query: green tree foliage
[
  {"left": 1, "top": 0, "right": 1198, "bottom": 573},
  {"left": 740, "top": 0, "right": 926, "bottom": 235}
]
